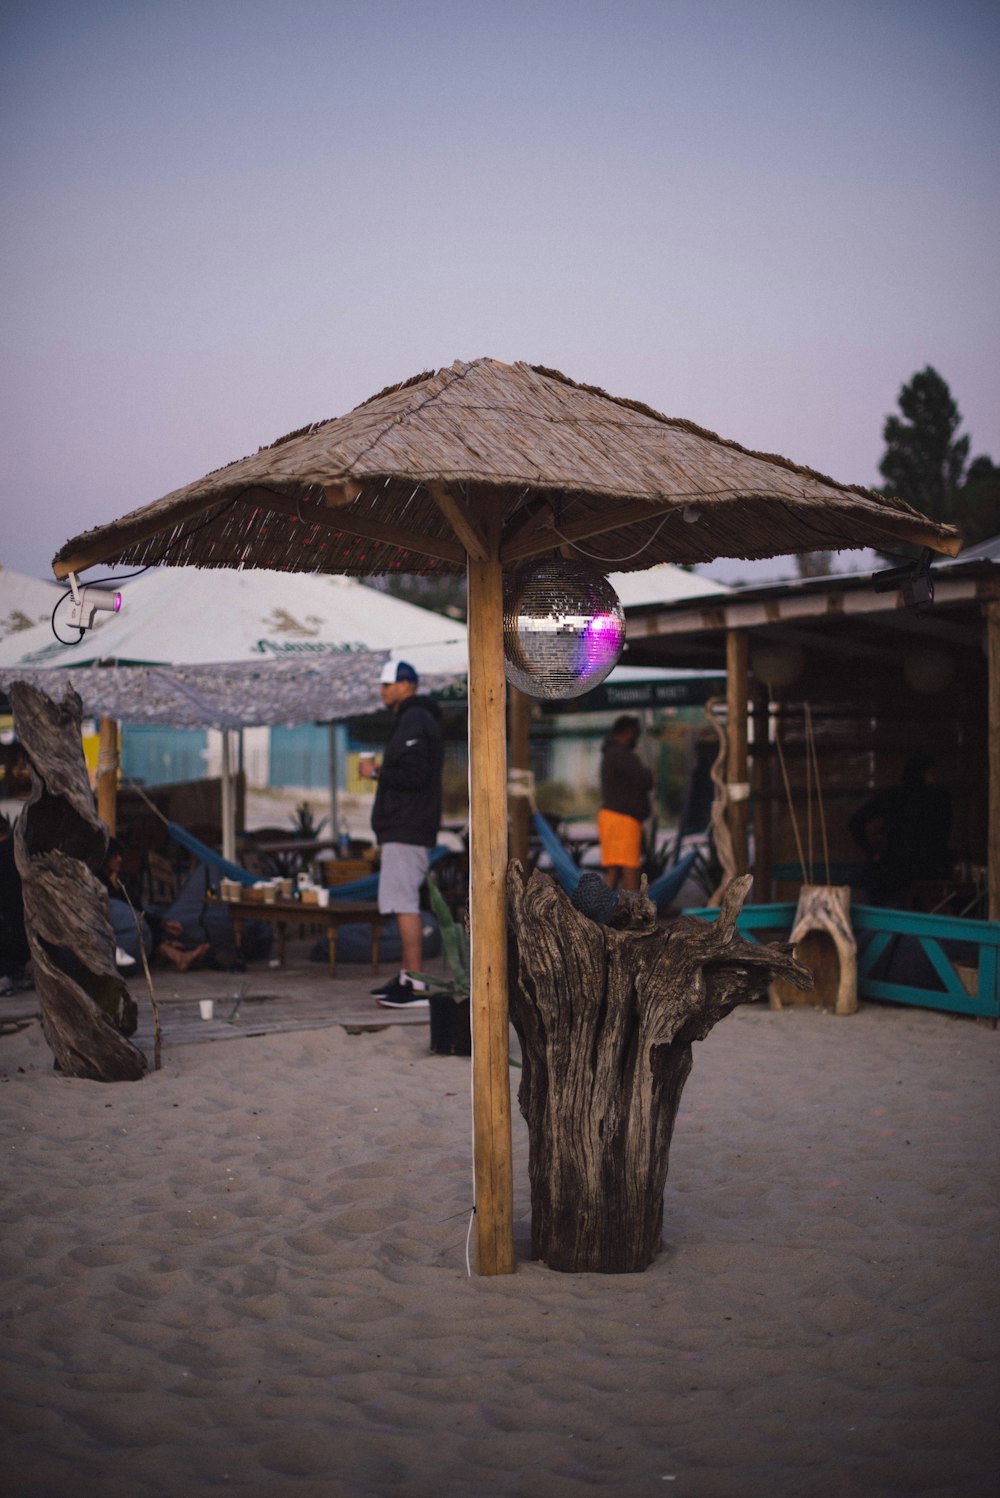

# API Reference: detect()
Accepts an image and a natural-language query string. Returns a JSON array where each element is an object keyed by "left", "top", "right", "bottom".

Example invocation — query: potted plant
[{"left": 412, "top": 874, "right": 471, "bottom": 1055}]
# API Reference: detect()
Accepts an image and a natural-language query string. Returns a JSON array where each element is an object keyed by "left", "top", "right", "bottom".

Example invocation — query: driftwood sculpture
[
  {"left": 770, "top": 884, "right": 858, "bottom": 1015},
  {"left": 702, "top": 695, "right": 738, "bottom": 905},
  {"left": 507, "top": 864, "right": 811, "bottom": 1272},
  {"left": 10, "top": 682, "right": 145, "bottom": 1081}
]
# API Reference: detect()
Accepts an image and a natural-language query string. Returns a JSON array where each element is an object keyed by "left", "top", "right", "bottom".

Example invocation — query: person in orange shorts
[{"left": 597, "top": 715, "right": 653, "bottom": 892}]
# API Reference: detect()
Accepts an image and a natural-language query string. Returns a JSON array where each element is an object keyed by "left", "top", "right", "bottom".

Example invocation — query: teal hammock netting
[
  {"left": 531, "top": 812, "right": 699, "bottom": 914},
  {"left": 166, "top": 823, "right": 449, "bottom": 900}
]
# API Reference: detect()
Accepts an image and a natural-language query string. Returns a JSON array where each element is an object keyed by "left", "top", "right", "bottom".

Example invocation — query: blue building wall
[
  {"left": 121, "top": 727, "right": 208, "bottom": 786},
  {"left": 269, "top": 724, "right": 337, "bottom": 789}
]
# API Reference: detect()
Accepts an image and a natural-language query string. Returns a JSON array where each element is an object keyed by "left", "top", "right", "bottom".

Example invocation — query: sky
[{"left": 2, "top": 0, "right": 998, "bottom": 587}]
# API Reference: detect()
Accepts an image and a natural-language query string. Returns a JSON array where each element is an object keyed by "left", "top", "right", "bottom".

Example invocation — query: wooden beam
[
  {"left": 726, "top": 629, "right": 750, "bottom": 878},
  {"left": 626, "top": 575, "right": 989, "bottom": 641},
  {"left": 466, "top": 510, "right": 515, "bottom": 1275},
  {"left": 426, "top": 483, "right": 489, "bottom": 562},
  {"left": 96, "top": 717, "right": 118, "bottom": 835},
  {"left": 988, "top": 602, "right": 1000, "bottom": 922},
  {"left": 321, "top": 479, "right": 364, "bottom": 507},
  {"left": 501, "top": 497, "right": 680, "bottom": 564},
  {"left": 243, "top": 491, "right": 468, "bottom": 566}
]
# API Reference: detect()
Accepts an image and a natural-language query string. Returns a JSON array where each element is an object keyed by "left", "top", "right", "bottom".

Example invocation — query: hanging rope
[
  {"left": 774, "top": 712, "right": 807, "bottom": 883},
  {"left": 110, "top": 872, "right": 162, "bottom": 1072},
  {"left": 804, "top": 702, "right": 832, "bottom": 884}
]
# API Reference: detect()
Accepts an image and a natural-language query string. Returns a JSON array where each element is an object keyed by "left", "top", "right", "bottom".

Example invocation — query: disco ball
[{"left": 503, "top": 561, "right": 625, "bottom": 700}]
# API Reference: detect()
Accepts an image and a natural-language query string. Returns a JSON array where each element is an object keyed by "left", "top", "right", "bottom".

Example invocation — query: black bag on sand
[{"left": 428, "top": 993, "right": 472, "bottom": 1056}]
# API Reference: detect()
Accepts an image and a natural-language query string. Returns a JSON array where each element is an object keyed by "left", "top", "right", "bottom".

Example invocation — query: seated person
[
  {"left": 0, "top": 814, "right": 32, "bottom": 995},
  {"left": 99, "top": 839, "right": 210, "bottom": 972},
  {"left": 848, "top": 753, "right": 952, "bottom": 907}
]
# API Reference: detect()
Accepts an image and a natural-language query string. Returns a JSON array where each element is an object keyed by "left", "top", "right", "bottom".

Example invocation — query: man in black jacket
[{"left": 361, "top": 660, "right": 444, "bottom": 1007}]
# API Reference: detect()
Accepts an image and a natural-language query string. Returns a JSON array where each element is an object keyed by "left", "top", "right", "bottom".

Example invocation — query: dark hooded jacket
[
  {"left": 371, "top": 694, "right": 444, "bottom": 848},
  {"left": 600, "top": 736, "right": 653, "bottom": 822}
]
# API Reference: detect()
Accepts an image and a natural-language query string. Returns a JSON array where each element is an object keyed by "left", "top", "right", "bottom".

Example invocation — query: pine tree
[{"left": 878, "top": 367, "right": 998, "bottom": 554}]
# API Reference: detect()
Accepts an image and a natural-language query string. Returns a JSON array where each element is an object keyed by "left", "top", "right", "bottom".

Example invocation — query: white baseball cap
[{"left": 379, "top": 659, "right": 418, "bottom": 685}]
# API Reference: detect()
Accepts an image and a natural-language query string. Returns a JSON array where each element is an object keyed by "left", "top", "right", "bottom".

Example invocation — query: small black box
[{"left": 429, "top": 994, "right": 472, "bottom": 1055}]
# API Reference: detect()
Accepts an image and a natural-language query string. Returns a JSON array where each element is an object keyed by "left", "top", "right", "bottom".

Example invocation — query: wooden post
[
  {"left": 466, "top": 511, "right": 515, "bottom": 1275},
  {"left": 220, "top": 731, "right": 236, "bottom": 865},
  {"left": 508, "top": 686, "right": 532, "bottom": 869},
  {"left": 726, "top": 629, "right": 750, "bottom": 877},
  {"left": 328, "top": 722, "right": 341, "bottom": 843},
  {"left": 988, "top": 603, "right": 1000, "bottom": 923},
  {"left": 96, "top": 716, "right": 119, "bottom": 834}
]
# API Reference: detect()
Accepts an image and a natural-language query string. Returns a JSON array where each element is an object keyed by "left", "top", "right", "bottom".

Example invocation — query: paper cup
[
  {"left": 316, "top": 887, "right": 330, "bottom": 908},
  {"left": 199, "top": 999, "right": 214, "bottom": 1020}
]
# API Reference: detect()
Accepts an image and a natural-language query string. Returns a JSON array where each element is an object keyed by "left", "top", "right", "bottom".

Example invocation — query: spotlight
[
  {"left": 871, "top": 549, "right": 935, "bottom": 612},
  {"left": 65, "top": 573, "right": 123, "bottom": 632}
]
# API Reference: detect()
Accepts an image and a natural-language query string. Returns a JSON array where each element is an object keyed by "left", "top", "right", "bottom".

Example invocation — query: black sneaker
[
  {"left": 375, "top": 977, "right": 430, "bottom": 1009},
  {"left": 370, "top": 974, "right": 402, "bottom": 998}
]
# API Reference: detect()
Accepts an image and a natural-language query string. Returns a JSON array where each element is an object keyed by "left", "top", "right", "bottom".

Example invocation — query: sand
[{"left": 2, "top": 1000, "right": 998, "bottom": 1497}]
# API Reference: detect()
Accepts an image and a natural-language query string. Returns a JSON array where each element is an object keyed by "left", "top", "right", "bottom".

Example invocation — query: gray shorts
[{"left": 377, "top": 843, "right": 430, "bottom": 915}]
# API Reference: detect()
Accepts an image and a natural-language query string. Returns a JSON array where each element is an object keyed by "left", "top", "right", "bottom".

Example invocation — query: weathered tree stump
[
  {"left": 10, "top": 682, "right": 146, "bottom": 1082},
  {"left": 507, "top": 864, "right": 811, "bottom": 1272}
]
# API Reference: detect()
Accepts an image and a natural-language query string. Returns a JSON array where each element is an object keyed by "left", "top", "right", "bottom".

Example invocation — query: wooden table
[{"left": 224, "top": 898, "right": 382, "bottom": 979}]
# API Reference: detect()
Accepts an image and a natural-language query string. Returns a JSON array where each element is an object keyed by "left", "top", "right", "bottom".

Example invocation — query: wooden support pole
[
  {"left": 466, "top": 509, "right": 515, "bottom": 1275},
  {"left": 508, "top": 686, "right": 532, "bottom": 870},
  {"left": 725, "top": 629, "right": 750, "bottom": 877},
  {"left": 96, "top": 716, "right": 119, "bottom": 835},
  {"left": 987, "top": 603, "right": 1000, "bottom": 923},
  {"left": 220, "top": 731, "right": 236, "bottom": 865}
]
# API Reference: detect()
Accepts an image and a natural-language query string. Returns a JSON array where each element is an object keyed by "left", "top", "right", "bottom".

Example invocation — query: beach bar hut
[{"left": 43, "top": 359, "right": 959, "bottom": 1273}]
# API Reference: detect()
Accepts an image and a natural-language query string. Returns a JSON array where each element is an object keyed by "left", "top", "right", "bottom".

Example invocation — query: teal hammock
[
  {"left": 531, "top": 813, "right": 699, "bottom": 914},
  {"left": 166, "top": 822, "right": 449, "bottom": 901}
]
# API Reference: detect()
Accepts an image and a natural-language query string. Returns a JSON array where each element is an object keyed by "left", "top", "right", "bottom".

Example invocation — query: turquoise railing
[{"left": 683, "top": 901, "right": 1000, "bottom": 1022}]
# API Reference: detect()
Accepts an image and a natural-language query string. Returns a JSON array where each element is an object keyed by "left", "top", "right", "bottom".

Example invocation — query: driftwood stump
[
  {"left": 770, "top": 884, "right": 858, "bottom": 1015},
  {"left": 507, "top": 864, "right": 811, "bottom": 1272},
  {"left": 10, "top": 682, "right": 146, "bottom": 1082}
]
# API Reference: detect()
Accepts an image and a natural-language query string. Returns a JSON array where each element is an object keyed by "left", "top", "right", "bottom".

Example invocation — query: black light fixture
[{"left": 871, "top": 548, "right": 935, "bottom": 612}]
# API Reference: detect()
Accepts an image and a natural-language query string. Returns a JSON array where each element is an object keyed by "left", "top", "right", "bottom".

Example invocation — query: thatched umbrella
[{"left": 50, "top": 358, "right": 960, "bottom": 1274}]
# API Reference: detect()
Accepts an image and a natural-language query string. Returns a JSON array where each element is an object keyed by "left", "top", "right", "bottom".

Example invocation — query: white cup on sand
[{"left": 199, "top": 999, "right": 214, "bottom": 1020}]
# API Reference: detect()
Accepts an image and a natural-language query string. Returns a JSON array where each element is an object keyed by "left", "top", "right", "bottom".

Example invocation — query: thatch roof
[{"left": 53, "top": 359, "right": 960, "bottom": 578}]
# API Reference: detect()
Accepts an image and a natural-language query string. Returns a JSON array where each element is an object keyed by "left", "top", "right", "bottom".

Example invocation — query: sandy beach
[{"left": 2, "top": 987, "right": 998, "bottom": 1497}]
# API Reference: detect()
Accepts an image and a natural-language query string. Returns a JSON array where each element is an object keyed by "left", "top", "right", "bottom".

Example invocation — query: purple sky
[{"left": 2, "top": 0, "right": 997, "bottom": 587}]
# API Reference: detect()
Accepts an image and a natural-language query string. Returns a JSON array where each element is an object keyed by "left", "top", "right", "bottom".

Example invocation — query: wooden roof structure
[{"left": 49, "top": 357, "right": 961, "bottom": 1278}]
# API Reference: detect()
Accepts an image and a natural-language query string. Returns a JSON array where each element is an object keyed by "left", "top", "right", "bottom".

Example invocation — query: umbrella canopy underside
[
  {"left": 53, "top": 361, "right": 960, "bottom": 580},
  {"left": 0, "top": 655, "right": 462, "bottom": 731}
]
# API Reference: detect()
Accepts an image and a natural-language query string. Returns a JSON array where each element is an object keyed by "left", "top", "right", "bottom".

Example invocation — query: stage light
[
  {"left": 503, "top": 560, "right": 625, "bottom": 700},
  {"left": 66, "top": 573, "right": 123, "bottom": 632}
]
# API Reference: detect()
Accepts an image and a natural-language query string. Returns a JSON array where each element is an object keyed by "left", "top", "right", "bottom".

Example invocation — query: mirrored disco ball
[{"left": 503, "top": 561, "right": 625, "bottom": 699}]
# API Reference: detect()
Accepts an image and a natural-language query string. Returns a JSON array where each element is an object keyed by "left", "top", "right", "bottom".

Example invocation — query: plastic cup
[{"left": 199, "top": 999, "right": 214, "bottom": 1020}]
